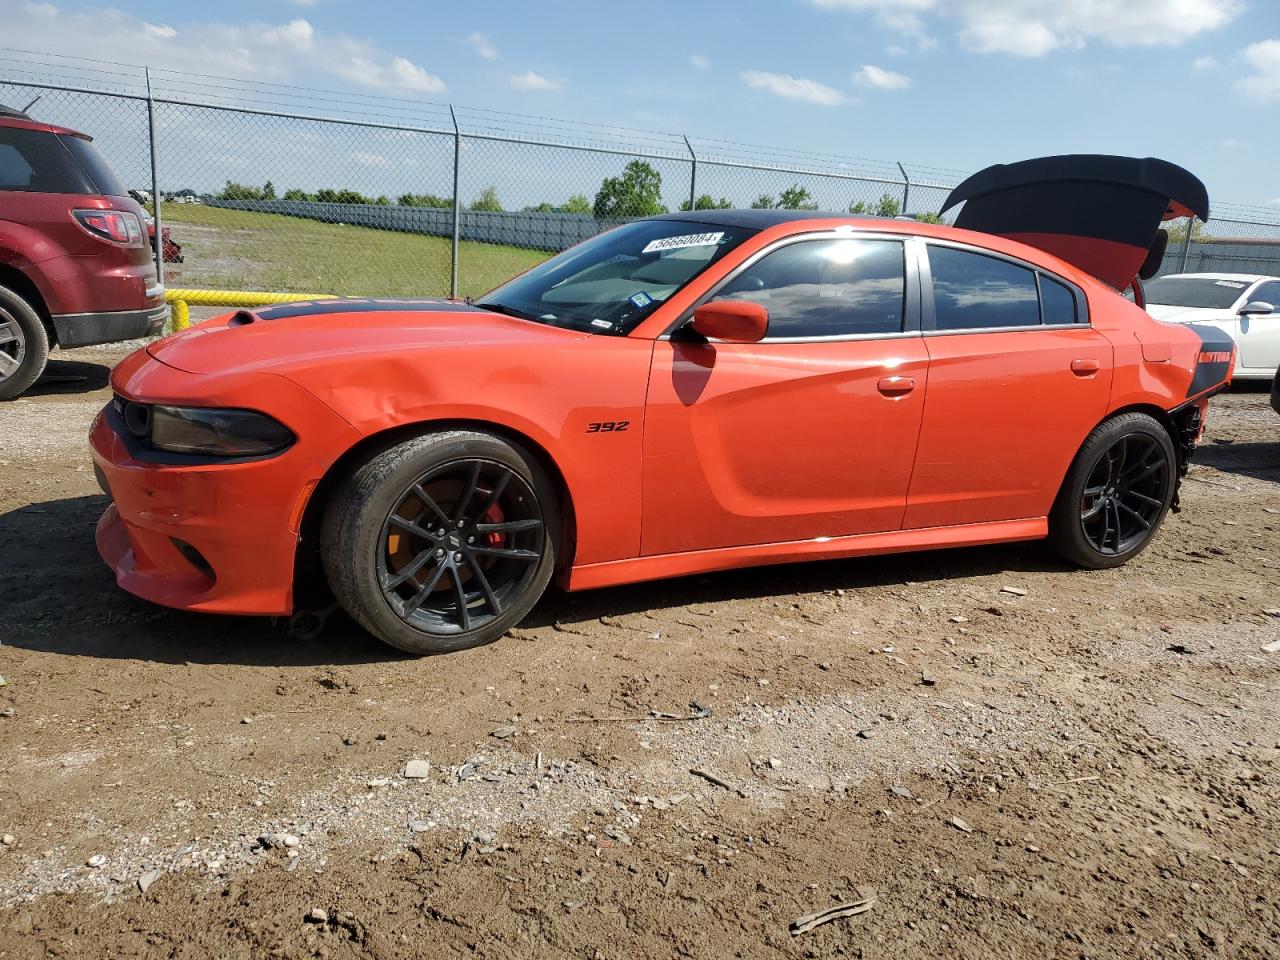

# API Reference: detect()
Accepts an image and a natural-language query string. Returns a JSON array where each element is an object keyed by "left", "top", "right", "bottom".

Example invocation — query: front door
[
  {"left": 641, "top": 234, "right": 930, "bottom": 556},
  {"left": 1236, "top": 280, "right": 1280, "bottom": 375}
]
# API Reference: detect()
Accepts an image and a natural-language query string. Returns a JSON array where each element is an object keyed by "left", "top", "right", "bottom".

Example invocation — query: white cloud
[
  {"left": 351, "top": 151, "right": 391, "bottom": 168},
  {"left": 810, "top": 0, "right": 1241, "bottom": 57},
  {"left": 810, "top": 0, "right": 936, "bottom": 43},
  {"left": 852, "top": 64, "right": 911, "bottom": 89},
  {"left": 1193, "top": 54, "right": 1218, "bottom": 69},
  {"left": 509, "top": 70, "right": 563, "bottom": 92},
  {"left": 467, "top": 31, "right": 499, "bottom": 60},
  {"left": 5, "top": 3, "right": 443, "bottom": 93},
  {"left": 741, "top": 69, "right": 845, "bottom": 105},
  {"left": 1238, "top": 39, "right": 1280, "bottom": 100},
  {"left": 689, "top": 53, "right": 711, "bottom": 69}
]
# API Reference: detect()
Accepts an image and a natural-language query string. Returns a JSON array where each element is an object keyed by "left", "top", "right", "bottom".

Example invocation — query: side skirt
[{"left": 567, "top": 517, "right": 1048, "bottom": 592}]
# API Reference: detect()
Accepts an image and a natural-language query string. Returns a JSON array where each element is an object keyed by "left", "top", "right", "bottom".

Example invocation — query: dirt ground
[{"left": 1, "top": 347, "right": 1278, "bottom": 960}]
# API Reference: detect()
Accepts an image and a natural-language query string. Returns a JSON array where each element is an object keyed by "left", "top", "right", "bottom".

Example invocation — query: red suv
[{"left": 0, "top": 103, "right": 166, "bottom": 399}]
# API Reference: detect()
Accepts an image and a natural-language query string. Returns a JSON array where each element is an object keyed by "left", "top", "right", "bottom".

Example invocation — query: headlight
[{"left": 148, "top": 405, "right": 294, "bottom": 457}]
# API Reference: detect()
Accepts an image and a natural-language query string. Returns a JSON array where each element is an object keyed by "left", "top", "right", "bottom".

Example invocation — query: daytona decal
[{"left": 641, "top": 232, "right": 724, "bottom": 254}]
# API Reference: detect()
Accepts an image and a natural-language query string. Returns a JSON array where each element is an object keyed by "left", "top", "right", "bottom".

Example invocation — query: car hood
[
  {"left": 1144, "top": 304, "right": 1230, "bottom": 324},
  {"left": 146, "top": 299, "right": 589, "bottom": 376}
]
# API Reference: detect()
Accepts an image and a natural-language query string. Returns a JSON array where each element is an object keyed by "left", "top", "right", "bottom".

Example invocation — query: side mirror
[
  {"left": 690, "top": 300, "right": 768, "bottom": 343},
  {"left": 1239, "top": 300, "right": 1275, "bottom": 316}
]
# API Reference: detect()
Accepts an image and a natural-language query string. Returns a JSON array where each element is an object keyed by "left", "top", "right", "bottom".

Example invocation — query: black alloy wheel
[
  {"left": 378, "top": 458, "right": 545, "bottom": 634},
  {"left": 1048, "top": 411, "right": 1176, "bottom": 570},
  {"left": 1078, "top": 433, "right": 1171, "bottom": 555},
  {"left": 322, "top": 429, "right": 559, "bottom": 655}
]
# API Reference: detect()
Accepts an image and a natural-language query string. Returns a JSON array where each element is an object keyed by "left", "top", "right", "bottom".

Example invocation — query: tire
[
  {"left": 321, "top": 429, "right": 559, "bottom": 655},
  {"left": 0, "top": 284, "right": 50, "bottom": 401},
  {"left": 1048, "top": 412, "right": 1176, "bottom": 569}
]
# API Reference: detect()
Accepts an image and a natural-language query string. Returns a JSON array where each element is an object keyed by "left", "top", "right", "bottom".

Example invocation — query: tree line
[{"left": 215, "top": 160, "right": 945, "bottom": 221}]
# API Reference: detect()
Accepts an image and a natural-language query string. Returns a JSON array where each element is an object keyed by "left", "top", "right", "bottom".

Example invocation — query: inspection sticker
[
  {"left": 641, "top": 231, "right": 723, "bottom": 254},
  {"left": 629, "top": 291, "right": 653, "bottom": 308}
]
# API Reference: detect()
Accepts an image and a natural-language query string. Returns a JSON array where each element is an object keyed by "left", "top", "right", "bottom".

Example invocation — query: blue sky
[{"left": 5, "top": 0, "right": 1280, "bottom": 208}]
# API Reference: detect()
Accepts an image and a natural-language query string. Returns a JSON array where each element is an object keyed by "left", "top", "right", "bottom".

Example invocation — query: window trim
[
  {"left": 919, "top": 238, "right": 1090, "bottom": 334},
  {"left": 660, "top": 229, "right": 921, "bottom": 343}
]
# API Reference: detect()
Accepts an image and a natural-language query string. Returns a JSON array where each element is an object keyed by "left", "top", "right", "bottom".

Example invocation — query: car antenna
[{"left": 21, "top": 96, "right": 41, "bottom": 113}]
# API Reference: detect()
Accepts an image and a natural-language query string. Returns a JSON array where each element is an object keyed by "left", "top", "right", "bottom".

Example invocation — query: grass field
[{"left": 158, "top": 204, "right": 550, "bottom": 298}]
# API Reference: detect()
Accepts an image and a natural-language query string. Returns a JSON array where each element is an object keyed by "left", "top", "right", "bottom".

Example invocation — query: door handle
[
  {"left": 1070, "top": 358, "right": 1101, "bottom": 376},
  {"left": 877, "top": 375, "right": 916, "bottom": 396}
]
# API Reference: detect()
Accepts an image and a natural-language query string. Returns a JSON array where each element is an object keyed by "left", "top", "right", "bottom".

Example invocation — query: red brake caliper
[{"left": 482, "top": 500, "right": 505, "bottom": 548}]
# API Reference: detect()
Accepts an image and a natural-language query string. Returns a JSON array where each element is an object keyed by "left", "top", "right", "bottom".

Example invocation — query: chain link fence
[{"left": 3, "top": 61, "right": 1280, "bottom": 303}]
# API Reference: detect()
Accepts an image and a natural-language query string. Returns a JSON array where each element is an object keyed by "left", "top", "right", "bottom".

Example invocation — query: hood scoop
[{"left": 941, "top": 155, "right": 1209, "bottom": 290}]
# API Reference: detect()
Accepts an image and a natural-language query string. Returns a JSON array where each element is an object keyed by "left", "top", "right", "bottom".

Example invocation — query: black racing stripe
[
  {"left": 253, "top": 299, "right": 483, "bottom": 321},
  {"left": 1184, "top": 322, "right": 1235, "bottom": 398}
]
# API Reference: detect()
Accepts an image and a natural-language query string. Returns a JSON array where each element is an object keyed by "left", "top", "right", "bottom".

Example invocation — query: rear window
[
  {"left": 59, "top": 134, "right": 127, "bottom": 197},
  {"left": 0, "top": 126, "right": 96, "bottom": 194},
  {"left": 928, "top": 246, "right": 1041, "bottom": 330},
  {"left": 1142, "top": 277, "right": 1249, "bottom": 309}
]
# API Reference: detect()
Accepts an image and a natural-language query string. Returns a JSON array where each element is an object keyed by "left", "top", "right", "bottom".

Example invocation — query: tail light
[{"left": 72, "top": 209, "right": 144, "bottom": 247}]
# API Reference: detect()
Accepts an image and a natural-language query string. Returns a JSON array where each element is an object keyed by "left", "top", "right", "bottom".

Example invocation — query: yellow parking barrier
[{"left": 164, "top": 289, "right": 337, "bottom": 332}]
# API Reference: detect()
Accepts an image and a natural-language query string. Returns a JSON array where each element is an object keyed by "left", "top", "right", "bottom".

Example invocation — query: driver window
[
  {"left": 1249, "top": 282, "right": 1280, "bottom": 307},
  {"left": 717, "top": 238, "right": 906, "bottom": 338}
]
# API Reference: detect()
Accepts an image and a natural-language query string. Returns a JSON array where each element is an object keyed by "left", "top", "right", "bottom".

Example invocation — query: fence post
[
  {"left": 1179, "top": 218, "right": 1193, "bottom": 272},
  {"left": 896, "top": 161, "right": 910, "bottom": 217},
  {"left": 683, "top": 135, "right": 697, "bottom": 212},
  {"left": 145, "top": 67, "right": 164, "bottom": 286},
  {"left": 449, "top": 104, "right": 461, "bottom": 299}
]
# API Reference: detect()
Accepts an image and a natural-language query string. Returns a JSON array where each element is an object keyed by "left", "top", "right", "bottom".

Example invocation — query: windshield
[
  {"left": 477, "top": 219, "right": 755, "bottom": 335},
  {"left": 1142, "top": 277, "right": 1250, "bottom": 309}
]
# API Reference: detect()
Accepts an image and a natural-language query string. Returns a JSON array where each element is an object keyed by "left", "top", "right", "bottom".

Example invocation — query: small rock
[
  {"left": 949, "top": 817, "right": 974, "bottom": 834},
  {"left": 999, "top": 586, "right": 1028, "bottom": 597},
  {"left": 342, "top": 736, "right": 357, "bottom": 746},
  {"left": 889, "top": 786, "right": 914, "bottom": 800},
  {"left": 0, "top": 676, "right": 6, "bottom": 687},
  {"left": 282, "top": 834, "right": 300, "bottom": 848},
  {"left": 137, "top": 868, "right": 161, "bottom": 893},
  {"left": 375, "top": 732, "right": 388, "bottom": 741},
  {"left": 403, "top": 759, "right": 432, "bottom": 779},
  {"left": 919, "top": 671, "right": 938, "bottom": 686},
  {"left": 766, "top": 757, "right": 781, "bottom": 770},
  {"left": 857, "top": 728, "right": 876, "bottom": 740},
  {"left": 86, "top": 854, "right": 106, "bottom": 868},
  {"left": 1, "top": 834, "right": 14, "bottom": 845},
  {"left": 458, "top": 763, "right": 477, "bottom": 781},
  {"left": 1263, "top": 609, "right": 1280, "bottom": 618},
  {"left": 1026, "top": 844, "right": 1040, "bottom": 853},
  {"left": 491, "top": 726, "right": 517, "bottom": 740},
  {"left": 367, "top": 777, "right": 391, "bottom": 789},
  {"left": 474, "top": 831, "right": 496, "bottom": 845},
  {"left": 240, "top": 717, "right": 252, "bottom": 725},
  {"left": 757, "top": 679, "right": 770, "bottom": 687},
  {"left": 0, "top": 708, "right": 14, "bottom": 718},
  {"left": 305, "top": 908, "right": 328, "bottom": 924},
  {"left": 949, "top": 615, "right": 969, "bottom": 624},
  {"left": 603, "top": 825, "right": 632, "bottom": 847},
  {"left": 408, "top": 820, "right": 432, "bottom": 833}
]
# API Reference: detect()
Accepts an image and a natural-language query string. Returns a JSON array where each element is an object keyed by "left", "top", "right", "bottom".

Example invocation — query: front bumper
[
  {"left": 53, "top": 302, "right": 168, "bottom": 348},
  {"left": 89, "top": 350, "right": 361, "bottom": 615}
]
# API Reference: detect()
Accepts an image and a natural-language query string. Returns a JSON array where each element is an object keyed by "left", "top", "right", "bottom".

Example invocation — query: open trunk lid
[{"left": 940, "top": 155, "right": 1209, "bottom": 291}]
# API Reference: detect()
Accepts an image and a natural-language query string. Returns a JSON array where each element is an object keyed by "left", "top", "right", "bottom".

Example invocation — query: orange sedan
[{"left": 90, "top": 155, "right": 1234, "bottom": 654}]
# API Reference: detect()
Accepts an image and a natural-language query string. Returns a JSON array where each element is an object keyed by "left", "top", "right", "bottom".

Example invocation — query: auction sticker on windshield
[{"left": 641, "top": 232, "right": 724, "bottom": 254}]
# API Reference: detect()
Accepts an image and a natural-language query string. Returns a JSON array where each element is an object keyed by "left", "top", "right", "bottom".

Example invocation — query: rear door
[
  {"left": 1237, "top": 280, "right": 1280, "bottom": 374},
  {"left": 642, "top": 232, "right": 929, "bottom": 556},
  {"left": 904, "top": 241, "right": 1113, "bottom": 529}
]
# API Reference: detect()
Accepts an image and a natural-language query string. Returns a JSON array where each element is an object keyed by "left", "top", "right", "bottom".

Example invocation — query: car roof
[
  {"left": 1156, "top": 272, "right": 1277, "bottom": 283},
  {"left": 651, "top": 209, "right": 897, "bottom": 230},
  {"left": 0, "top": 105, "right": 87, "bottom": 138}
]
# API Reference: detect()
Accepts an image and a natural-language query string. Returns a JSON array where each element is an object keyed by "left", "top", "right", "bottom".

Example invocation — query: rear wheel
[
  {"left": 321, "top": 430, "right": 558, "bottom": 655},
  {"left": 1048, "top": 412, "right": 1176, "bottom": 569},
  {"left": 0, "top": 284, "right": 49, "bottom": 401}
]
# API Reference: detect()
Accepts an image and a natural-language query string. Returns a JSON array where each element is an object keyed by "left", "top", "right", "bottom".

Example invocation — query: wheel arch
[
  {"left": 0, "top": 262, "right": 53, "bottom": 336},
  {"left": 292, "top": 418, "right": 579, "bottom": 607}
]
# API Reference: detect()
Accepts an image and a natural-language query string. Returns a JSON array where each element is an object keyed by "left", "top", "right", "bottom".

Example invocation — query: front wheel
[
  {"left": 1048, "top": 412, "right": 1176, "bottom": 569},
  {"left": 321, "top": 430, "right": 559, "bottom": 655}
]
